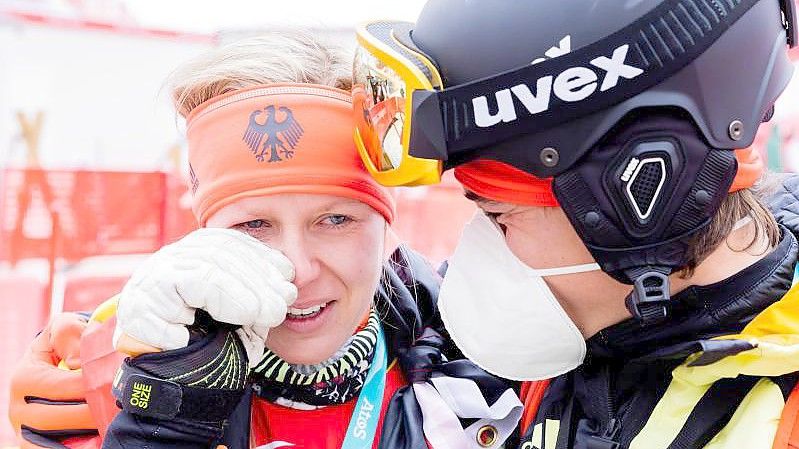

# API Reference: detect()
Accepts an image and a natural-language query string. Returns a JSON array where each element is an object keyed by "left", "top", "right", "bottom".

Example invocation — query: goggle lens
[{"left": 354, "top": 45, "right": 409, "bottom": 172}]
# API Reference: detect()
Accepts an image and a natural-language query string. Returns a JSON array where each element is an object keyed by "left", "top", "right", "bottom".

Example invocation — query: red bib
[{"left": 250, "top": 361, "right": 406, "bottom": 449}]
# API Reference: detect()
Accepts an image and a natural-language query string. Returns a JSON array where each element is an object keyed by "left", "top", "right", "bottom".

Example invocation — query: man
[{"left": 352, "top": 0, "right": 799, "bottom": 447}]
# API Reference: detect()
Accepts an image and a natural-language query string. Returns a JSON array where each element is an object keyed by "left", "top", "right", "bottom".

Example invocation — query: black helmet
[{"left": 408, "top": 0, "right": 798, "bottom": 323}]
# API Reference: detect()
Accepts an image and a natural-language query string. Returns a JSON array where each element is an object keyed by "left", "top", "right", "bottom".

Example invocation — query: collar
[{"left": 587, "top": 227, "right": 797, "bottom": 362}]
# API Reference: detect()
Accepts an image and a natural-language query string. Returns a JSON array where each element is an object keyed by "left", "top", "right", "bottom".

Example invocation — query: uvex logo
[
  {"left": 531, "top": 35, "right": 572, "bottom": 65},
  {"left": 473, "top": 42, "right": 644, "bottom": 128}
]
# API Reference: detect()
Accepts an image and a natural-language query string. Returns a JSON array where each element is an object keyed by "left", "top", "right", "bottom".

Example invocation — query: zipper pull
[
  {"left": 586, "top": 418, "right": 621, "bottom": 449},
  {"left": 603, "top": 419, "right": 621, "bottom": 440}
]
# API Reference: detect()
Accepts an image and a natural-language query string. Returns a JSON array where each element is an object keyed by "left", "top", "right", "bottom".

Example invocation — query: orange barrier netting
[{"left": 0, "top": 168, "right": 196, "bottom": 264}]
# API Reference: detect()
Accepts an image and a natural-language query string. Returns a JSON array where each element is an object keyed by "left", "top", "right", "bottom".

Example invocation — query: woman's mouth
[
  {"left": 282, "top": 300, "right": 335, "bottom": 332},
  {"left": 286, "top": 302, "right": 329, "bottom": 320}
]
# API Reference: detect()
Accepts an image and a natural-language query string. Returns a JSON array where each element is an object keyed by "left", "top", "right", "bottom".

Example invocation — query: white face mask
[{"left": 438, "top": 211, "right": 600, "bottom": 381}]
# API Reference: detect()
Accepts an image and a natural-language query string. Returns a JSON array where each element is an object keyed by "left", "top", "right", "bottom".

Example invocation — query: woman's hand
[
  {"left": 105, "top": 315, "right": 249, "bottom": 449},
  {"left": 113, "top": 227, "right": 297, "bottom": 366}
]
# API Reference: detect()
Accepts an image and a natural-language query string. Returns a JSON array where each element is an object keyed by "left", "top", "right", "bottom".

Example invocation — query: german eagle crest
[{"left": 243, "top": 105, "right": 304, "bottom": 162}]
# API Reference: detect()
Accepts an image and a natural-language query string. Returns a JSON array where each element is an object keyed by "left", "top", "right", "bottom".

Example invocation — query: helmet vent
[{"left": 624, "top": 157, "right": 666, "bottom": 221}]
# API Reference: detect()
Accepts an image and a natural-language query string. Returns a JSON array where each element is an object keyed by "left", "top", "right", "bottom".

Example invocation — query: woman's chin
[
  {"left": 265, "top": 300, "right": 373, "bottom": 365},
  {"left": 266, "top": 327, "right": 350, "bottom": 366}
]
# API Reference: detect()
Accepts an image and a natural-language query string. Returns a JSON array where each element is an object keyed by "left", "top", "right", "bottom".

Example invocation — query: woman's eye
[
  {"left": 245, "top": 219, "right": 266, "bottom": 229},
  {"left": 324, "top": 214, "right": 351, "bottom": 227}
]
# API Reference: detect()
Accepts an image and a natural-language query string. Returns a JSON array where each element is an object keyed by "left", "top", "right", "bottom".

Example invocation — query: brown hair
[{"left": 680, "top": 174, "right": 780, "bottom": 277}]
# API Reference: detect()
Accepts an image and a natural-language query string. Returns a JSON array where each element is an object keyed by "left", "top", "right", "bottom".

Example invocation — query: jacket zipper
[{"left": 587, "top": 365, "right": 622, "bottom": 449}]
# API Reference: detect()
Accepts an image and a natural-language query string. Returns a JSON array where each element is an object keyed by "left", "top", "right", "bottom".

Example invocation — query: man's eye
[
  {"left": 483, "top": 211, "right": 501, "bottom": 222},
  {"left": 245, "top": 219, "right": 265, "bottom": 229},
  {"left": 483, "top": 211, "right": 507, "bottom": 234}
]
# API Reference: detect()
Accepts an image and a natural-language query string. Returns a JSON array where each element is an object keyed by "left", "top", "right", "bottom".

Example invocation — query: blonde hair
[{"left": 169, "top": 30, "right": 352, "bottom": 118}]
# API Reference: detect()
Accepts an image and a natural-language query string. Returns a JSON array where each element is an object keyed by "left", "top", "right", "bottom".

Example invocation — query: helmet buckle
[{"left": 626, "top": 270, "right": 671, "bottom": 325}]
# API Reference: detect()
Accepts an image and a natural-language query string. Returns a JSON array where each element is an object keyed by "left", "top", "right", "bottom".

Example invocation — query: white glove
[{"left": 113, "top": 227, "right": 297, "bottom": 367}]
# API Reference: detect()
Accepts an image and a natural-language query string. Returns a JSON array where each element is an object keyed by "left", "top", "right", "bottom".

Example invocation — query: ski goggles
[
  {"left": 353, "top": 22, "right": 443, "bottom": 186},
  {"left": 354, "top": 1, "right": 798, "bottom": 187}
]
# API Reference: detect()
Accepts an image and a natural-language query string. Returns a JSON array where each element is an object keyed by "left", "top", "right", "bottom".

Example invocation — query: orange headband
[
  {"left": 454, "top": 147, "right": 764, "bottom": 206},
  {"left": 186, "top": 84, "right": 395, "bottom": 226}
]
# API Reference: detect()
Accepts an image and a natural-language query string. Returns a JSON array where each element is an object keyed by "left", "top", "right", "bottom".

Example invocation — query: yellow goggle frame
[{"left": 353, "top": 22, "right": 445, "bottom": 187}]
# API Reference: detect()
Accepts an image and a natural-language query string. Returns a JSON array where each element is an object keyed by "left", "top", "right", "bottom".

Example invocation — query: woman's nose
[{"left": 271, "top": 231, "right": 320, "bottom": 288}]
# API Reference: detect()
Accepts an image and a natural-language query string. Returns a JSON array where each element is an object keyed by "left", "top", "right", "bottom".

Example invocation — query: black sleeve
[
  {"left": 102, "top": 411, "right": 221, "bottom": 449},
  {"left": 101, "top": 388, "right": 254, "bottom": 449}
]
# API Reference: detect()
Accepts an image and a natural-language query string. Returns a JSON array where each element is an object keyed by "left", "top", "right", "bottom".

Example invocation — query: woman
[{"left": 7, "top": 32, "right": 521, "bottom": 449}]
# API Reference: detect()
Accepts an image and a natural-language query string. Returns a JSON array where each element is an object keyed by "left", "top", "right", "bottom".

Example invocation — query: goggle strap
[
  {"left": 409, "top": 0, "right": 778, "bottom": 161},
  {"left": 410, "top": 89, "right": 451, "bottom": 161}
]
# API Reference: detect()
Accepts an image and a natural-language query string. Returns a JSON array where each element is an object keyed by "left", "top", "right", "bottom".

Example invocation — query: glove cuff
[
  {"left": 112, "top": 318, "right": 249, "bottom": 426},
  {"left": 113, "top": 360, "right": 245, "bottom": 424}
]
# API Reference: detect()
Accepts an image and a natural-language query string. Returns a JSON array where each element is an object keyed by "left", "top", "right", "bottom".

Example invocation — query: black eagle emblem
[
  {"left": 189, "top": 163, "right": 199, "bottom": 194},
  {"left": 242, "top": 105, "right": 304, "bottom": 163}
]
